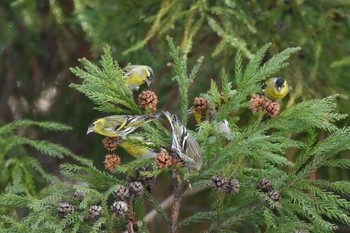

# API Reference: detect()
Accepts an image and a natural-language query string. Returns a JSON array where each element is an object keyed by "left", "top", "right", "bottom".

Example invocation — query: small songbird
[
  {"left": 119, "top": 136, "right": 157, "bottom": 159},
  {"left": 163, "top": 111, "right": 203, "bottom": 171},
  {"left": 123, "top": 65, "right": 154, "bottom": 90},
  {"left": 263, "top": 77, "right": 289, "bottom": 101},
  {"left": 188, "top": 107, "right": 205, "bottom": 124},
  {"left": 87, "top": 114, "right": 160, "bottom": 138}
]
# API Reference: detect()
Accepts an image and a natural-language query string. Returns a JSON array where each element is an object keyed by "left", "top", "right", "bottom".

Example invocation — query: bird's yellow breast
[
  {"left": 125, "top": 73, "right": 147, "bottom": 86},
  {"left": 264, "top": 79, "right": 288, "bottom": 101},
  {"left": 265, "top": 87, "right": 287, "bottom": 100}
]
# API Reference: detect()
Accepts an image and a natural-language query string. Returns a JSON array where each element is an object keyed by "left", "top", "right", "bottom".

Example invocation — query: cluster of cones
[{"left": 250, "top": 94, "right": 280, "bottom": 117}]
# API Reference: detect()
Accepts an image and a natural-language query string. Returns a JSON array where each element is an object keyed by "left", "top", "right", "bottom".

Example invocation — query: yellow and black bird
[
  {"left": 163, "top": 111, "right": 202, "bottom": 171},
  {"left": 123, "top": 65, "right": 154, "bottom": 90},
  {"left": 263, "top": 77, "right": 289, "bottom": 101},
  {"left": 87, "top": 114, "right": 160, "bottom": 138}
]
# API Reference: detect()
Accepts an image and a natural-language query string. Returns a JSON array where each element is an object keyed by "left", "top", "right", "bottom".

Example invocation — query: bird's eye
[{"left": 282, "top": 85, "right": 285, "bottom": 88}]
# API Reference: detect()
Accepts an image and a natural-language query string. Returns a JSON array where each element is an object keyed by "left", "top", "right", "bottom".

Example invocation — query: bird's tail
[{"left": 142, "top": 113, "right": 161, "bottom": 123}]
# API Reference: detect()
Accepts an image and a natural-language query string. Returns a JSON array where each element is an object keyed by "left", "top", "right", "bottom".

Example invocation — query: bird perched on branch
[
  {"left": 123, "top": 65, "right": 154, "bottom": 90},
  {"left": 87, "top": 114, "right": 160, "bottom": 138},
  {"left": 163, "top": 111, "right": 202, "bottom": 171},
  {"left": 263, "top": 77, "right": 289, "bottom": 101}
]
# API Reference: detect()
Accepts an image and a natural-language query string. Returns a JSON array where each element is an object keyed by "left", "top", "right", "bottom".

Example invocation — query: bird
[
  {"left": 263, "top": 77, "right": 289, "bottom": 101},
  {"left": 123, "top": 65, "right": 154, "bottom": 90},
  {"left": 218, "top": 119, "right": 231, "bottom": 134},
  {"left": 188, "top": 107, "right": 205, "bottom": 124},
  {"left": 163, "top": 111, "right": 203, "bottom": 171},
  {"left": 119, "top": 136, "right": 157, "bottom": 159},
  {"left": 87, "top": 114, "right": 160, "bottom": 138}
]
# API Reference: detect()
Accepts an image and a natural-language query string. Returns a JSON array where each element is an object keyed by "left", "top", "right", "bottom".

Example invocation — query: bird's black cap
[{"left": 275, "top": 78, "right": 285, "bottom": 87}]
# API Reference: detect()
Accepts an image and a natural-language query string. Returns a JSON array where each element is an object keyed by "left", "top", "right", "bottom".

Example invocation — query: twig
[
  {"left": 127, "top": 198, "right": 138, "bottom": 233},
  {"left": 122, "top": 185, "right": 207, "bottom": 233},
  {"left": 170, "top": 168, "right": 182, "bottom": 233},
  {"left": 145, "top": 186, "right": 206, "bottom": 223}
]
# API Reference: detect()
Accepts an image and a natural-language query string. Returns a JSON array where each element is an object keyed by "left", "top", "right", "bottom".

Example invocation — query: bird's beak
[
  {"left": 277, "top": 87, "right": 282, "bottom": 93},
  {"left": 146, "top": 79, "right": 152, "bottom": 88},
  {"left": 86, "top": 124, "right": 94, "bottom": 135}
]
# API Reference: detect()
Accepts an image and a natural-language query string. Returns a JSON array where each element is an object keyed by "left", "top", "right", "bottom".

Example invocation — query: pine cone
[
  {"left": 193, "top": 97, "right": 210, "bottom": 115},
  {"left": 113, "top": 185, "right": 130, "bottom": 200},
  {"left": 250, "top": 94, "right": 267, "bottom": 112},
  {"left": 267, "top": 190, "right": 281, "bottom": 202},
  {"left": 224, "top": 178, "right": 240, "bottom": 194},
  {"left": 265, "top": 101, "right": 280, "bottom": 117},
  {"left": 135, "top": 167, "right": 156, "bottom": 190},
  {"left": 129, "top": 181, "right": 144, "bottom": 196},
  {"left": 156, "top": 150, "right": 183, "bottom": 169},
  {"left": 102, "top": 137, "right": 119, "bottom": 151},
  {"left": 138, "top": 90, "right": 158, "bottom": 113},
  {"left": 111, "top": 201, "right": 128, "bottom": 217},
  {"left": 211, "top": 175, "right": 228, "bottom": 190},
  {"left": 57, "top": 202, "right": 74, "bottom": 218},
  {"left": 257, "top": 178, "right": 274, "bottom": 193},
  {"left": 88, "top": 205, "right": 103, "bottom": 220},
  {"left": 73, "top": 191, "right": 84, "bottom": 201},
  {"left": 104, "top": 154, "right": 121, "bottom": 172}
]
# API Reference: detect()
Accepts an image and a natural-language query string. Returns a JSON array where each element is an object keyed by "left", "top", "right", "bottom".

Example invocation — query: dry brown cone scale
[
  {"left": 192, "top": 97, "right": 214, "bottom": 122},
  {"left": 102, "top": 137, "right": 119, "bottom": 151},
  {"left": 193, "top": 97, "right": 210, "bottom": 115},
  {"left": 265, "top": 101, "right": 280, "bottom": 117},
  {"left": 156, "top": 150, "right": 183, "bottom": 169},
  {"left": 104, "top": 154, "right": 121, "bottom": 172},
  {"left": 138, "top": 90, "right": 158, "bottom": 113},
  {"left": 250, "top": 94, "right": 280, "bottom": 117},
  {"left": 250, "top": 94, "right": 268, "bottom": 112}
]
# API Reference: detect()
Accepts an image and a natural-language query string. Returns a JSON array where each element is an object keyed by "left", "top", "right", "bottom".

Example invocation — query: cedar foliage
[{"left": 1, "top": 39, "right": 350, "bottom": 232}]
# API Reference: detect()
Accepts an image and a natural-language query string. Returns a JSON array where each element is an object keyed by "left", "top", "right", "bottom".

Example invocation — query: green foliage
[
  {"left": 0, "top": 120, "right": 76, "bottom": 195},
  {"left": 167, "top": 35, "right": 204, "bottom": 124},
  {"left": 0, "top": 119, "right": 84, "bottom": 229},
  {"left": 2, "top": 42, "right": 350, "bottom": 233},
  {"left": 70, "top": 46, "right": 141, "bottom": 115}
]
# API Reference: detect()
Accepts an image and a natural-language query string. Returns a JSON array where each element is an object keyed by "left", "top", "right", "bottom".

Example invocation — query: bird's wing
[
  {"left": 103, "top": 116, "right": 126, "bottom": 132},
  {"left": 185, "top": 135, "right": 202, "bottom": 170},
  {"left": 123, "top": 65, "right": 146, "bottom": 79}
]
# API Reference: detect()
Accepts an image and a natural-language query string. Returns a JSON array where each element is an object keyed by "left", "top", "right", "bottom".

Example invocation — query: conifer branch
[{"left": 166, "top": 35, "right": 203, "bottom": 125}]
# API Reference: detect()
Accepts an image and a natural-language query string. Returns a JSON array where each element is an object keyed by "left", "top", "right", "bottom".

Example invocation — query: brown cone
[
  {"left": 104, "top": 154, "right": 121, "bottom": 172},
  {"left": 193, "top": 97, "right": 210, "bottom": 115},
  {"left": 156, "top": 150, "right": 183, "bottom": 169},
  {"left": 250, "top": 94, "right": 267, "bottom": 112},
  {"left": 265, "top": 101, "right": 280, "bottom": 117},
  {"left": 138, "top": 90, "right": 158, "bottom": 113},
  {"left": 102, "top": 137, "right": 119, "bottom": 151}
]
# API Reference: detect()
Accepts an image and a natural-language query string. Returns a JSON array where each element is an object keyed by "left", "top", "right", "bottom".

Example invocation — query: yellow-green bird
[
  {"left": 188, "top": 107, "right": 204, "bottom": 124},
  {"left": 263, "top": 77, "right": 289, "bottom": 101},
  {"left": 119, "top": 136, "right": 157, "bottom": 159},
  {"left": 163, "top": 111, "right": 202, "bottom": 171},
  {"left": 123, "top": 65, "right": 154, "bottom": 90},
  {"left": 87, "top": 114, "right": 160, "bottom": 138}
]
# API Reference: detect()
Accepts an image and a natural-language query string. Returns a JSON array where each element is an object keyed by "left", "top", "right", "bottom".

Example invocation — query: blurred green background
[{"left": 1, "top": 1, "right": 350, "bottom": 230}]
